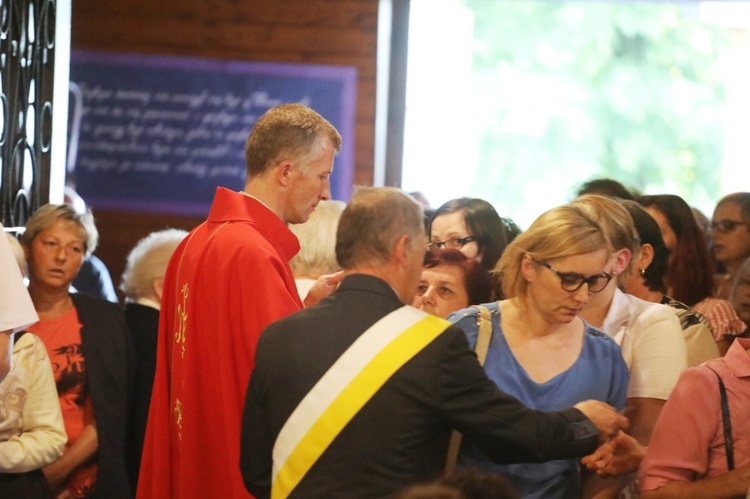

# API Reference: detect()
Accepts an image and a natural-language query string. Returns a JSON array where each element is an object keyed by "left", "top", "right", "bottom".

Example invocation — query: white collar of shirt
[{"left": 601, "top": 288, "right": 630, "bottom": 343}]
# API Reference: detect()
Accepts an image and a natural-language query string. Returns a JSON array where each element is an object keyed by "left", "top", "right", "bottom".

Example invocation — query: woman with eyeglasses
[
  {"left": 427, "top": 198, "right": 511, "bottom": 270},
  {"left": 571, "top": 195, "right": 686, "bottom": 496},
  {"left": 638, "top": 194, "right": 746, "bottom": 354},
  {"left": 449, "top": 204, "right": 628, "bottom": 499},
  {"left": 711, "top": 192, "right": 750, "bottom": 299}
]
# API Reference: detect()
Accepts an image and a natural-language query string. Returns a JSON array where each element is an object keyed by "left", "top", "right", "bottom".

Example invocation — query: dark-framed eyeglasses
[
  {"left": 710, "top": 219, "right": 749, "bottom": 234},
  {"left": 533, "top": 259, "right": 612, "bottom": 294},
  {"left": 426, "top": 236, "right": 476, "bottom": 250}
]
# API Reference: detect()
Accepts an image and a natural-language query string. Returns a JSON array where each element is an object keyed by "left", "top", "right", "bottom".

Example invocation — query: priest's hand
[{"left": 304, "top": 271, "right": 345, "bottom": 308}]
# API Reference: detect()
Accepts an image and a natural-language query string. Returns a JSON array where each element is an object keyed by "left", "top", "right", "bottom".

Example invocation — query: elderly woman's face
[
  {"left": 25, "top": 219, "right": 85, "bottom": 291},
  {"left": 412, "top": 264, "right": 470, "bottom": 319}
]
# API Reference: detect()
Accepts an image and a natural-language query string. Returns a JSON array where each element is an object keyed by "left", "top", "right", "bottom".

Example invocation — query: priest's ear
[{"left": 276, "top": 160, "right": 295, "bottom": 187}]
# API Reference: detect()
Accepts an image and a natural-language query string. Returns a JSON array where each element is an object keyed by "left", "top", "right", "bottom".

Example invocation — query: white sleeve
[
  {"left": 0, "top": 333, "right": 67, "bottom": 472},
  {"left": 625, "top": 306, "right": 688, "bottom": 400}
]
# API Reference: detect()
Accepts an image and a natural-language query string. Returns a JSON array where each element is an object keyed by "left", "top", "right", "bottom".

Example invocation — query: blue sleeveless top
[{"left": 449, "top": 302, "right": 629, "bottom": 499}]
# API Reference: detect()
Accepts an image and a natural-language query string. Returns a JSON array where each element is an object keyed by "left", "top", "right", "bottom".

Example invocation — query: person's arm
[
  {"left": 639, "top": 367, "right": 724, "bottom": 497},
  {"left": 581, "top": 469, "right": 631, "bottom": 499},
  {"left": 43, "top": 422, "right": 98, "bottom": 495},
  {"left": 582, "top": 430, "right": 646, "bottom": 475},
  {"left": 440, "top": 327, "right": 627, "bottom": 463},
  {"left": 624, "top": 396, "right": 665, "bottom": 446},
  {"left": 0, "top": 335, "right": 67, "bottom": 472},
  {"left": 579, "top": 398, "right": 667, "bottom": 478},
  {"left": 640, "top": 463, "right": 750, "bottom": 498}
]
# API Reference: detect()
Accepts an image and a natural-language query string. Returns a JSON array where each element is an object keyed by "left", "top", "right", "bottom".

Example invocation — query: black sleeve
[
  {"left": 240, "top": 353, "right": 273, "bottom": 499},
  {"left": 437, "top": 326, "right": 598, "bottom": 463}
]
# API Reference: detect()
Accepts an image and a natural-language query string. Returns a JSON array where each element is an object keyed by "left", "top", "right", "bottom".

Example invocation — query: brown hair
[
  {"left": 244, "top": 104, "right": 342, "bottom": 178},
  {"left": 423, "top": 248, "right": 492, "bottom": 306}
]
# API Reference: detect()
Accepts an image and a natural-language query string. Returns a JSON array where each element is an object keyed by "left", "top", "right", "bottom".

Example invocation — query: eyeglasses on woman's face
[
  {"left": 426, "top": 236, "right": 476, "bottom": 250},
  {"left": 533, "top": 259, "right": 612, "bottom": 293},
  {"left": 710, "top": 219, "right": 749, "bottom": 234}
]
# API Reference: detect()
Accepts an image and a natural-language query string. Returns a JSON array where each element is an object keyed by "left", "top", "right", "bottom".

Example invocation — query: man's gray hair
[{"left": 336, "top": 187, "right": 424, "bottom": 269}]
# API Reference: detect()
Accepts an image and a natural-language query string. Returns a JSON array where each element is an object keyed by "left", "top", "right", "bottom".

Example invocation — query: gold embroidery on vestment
[
  {"left": 174, "top": 398, "right": 183, "bottom": 440},
  {"left": 175, "top": 283, "right": 188, "bottom": 358}
]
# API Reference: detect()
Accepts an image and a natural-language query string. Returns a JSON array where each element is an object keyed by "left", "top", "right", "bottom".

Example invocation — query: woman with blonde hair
[
  {"left": 573, "top": 195, "right": 686, "bottom": 496},
  {"left": 22, "top": 204, "right": 134, "bottom": 498},
  {"left": 450, "top": 204, "right": 628, "bottom": 499}
]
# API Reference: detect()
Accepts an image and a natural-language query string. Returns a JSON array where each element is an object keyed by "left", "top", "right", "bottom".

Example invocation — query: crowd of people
[{"left": 2, "top": 103, "right": 749, "bottom": 498}]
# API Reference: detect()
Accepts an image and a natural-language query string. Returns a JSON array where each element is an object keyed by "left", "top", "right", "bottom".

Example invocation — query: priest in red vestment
[{"left": 137, "top": 104, "right": 342, "bottom": 499}]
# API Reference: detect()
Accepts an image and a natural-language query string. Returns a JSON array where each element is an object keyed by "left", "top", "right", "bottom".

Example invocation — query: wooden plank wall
[{"left": 71, "top": 0, "right": 379, "bottom": 299}]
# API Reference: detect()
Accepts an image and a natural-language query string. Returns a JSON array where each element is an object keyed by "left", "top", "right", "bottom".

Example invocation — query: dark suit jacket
[
  {"left": 122, "top": 302, "right": 159, "bottom": 490},
  {"left": 241, "top": 274, "right": 599, "bottom": 499},
  {"left": 72, "top": 292, "right": 135, "bottom": 498}
]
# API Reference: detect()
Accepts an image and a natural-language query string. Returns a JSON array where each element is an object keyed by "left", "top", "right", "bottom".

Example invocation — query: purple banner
[{"left": 69, "top": 50, "right": 357, "bottom": 216}]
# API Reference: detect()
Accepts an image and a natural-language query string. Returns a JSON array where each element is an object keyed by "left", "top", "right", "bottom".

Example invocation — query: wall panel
[{"left": 71, "top": 0, "right": 378, "bottom": 297}]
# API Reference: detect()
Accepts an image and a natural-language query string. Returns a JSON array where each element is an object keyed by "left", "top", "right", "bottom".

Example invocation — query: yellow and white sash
[{"left": 270, "top": 306, "right": 449, "bottom": 499}]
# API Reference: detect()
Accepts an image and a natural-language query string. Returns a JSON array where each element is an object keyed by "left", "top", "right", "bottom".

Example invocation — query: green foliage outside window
[{"left": 461, "top": 1, "right": 732, "bottom": 222}]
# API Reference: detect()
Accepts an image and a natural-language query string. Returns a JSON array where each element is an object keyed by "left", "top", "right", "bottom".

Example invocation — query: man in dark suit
[{"left": 240, "top": 187, "right": 627, "bottom": 499}]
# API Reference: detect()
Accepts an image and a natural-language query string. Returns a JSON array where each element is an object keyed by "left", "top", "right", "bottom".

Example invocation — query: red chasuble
[{"left": 137, "top": 187, "right": 303, "bottom": 498}]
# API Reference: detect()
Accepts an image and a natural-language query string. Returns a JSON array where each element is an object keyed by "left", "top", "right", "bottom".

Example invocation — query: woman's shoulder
[
  {"left": 625, "top": 294, "right": 682, "bottom": 331},
  {"left": 12, "top": 331, "right": 45, "bottom": 353},
  {"left": 583, "top": 322, "right": 620, "bottom": 350},
  {"left": 448, "top": 301, "right": 500, "bottom": 326},
  {"left": 11, "top": 331, "right": 51, "bottom": 367}
]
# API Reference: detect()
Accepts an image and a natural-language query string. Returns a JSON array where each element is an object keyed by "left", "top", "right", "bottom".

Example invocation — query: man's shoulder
[{"left": 180, "top": 221, "right": 282, "bottom": 266}]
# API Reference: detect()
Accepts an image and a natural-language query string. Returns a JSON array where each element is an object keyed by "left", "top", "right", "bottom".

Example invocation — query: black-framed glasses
[
  {"left": 533, "top": 259, "right": 612, "bottom": 293},
  {"left": 427, "top": 236, "right": 476, "bottom": 250},
  {"left": 710, "top": 219, "right": 749, "bottom": 234}
]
